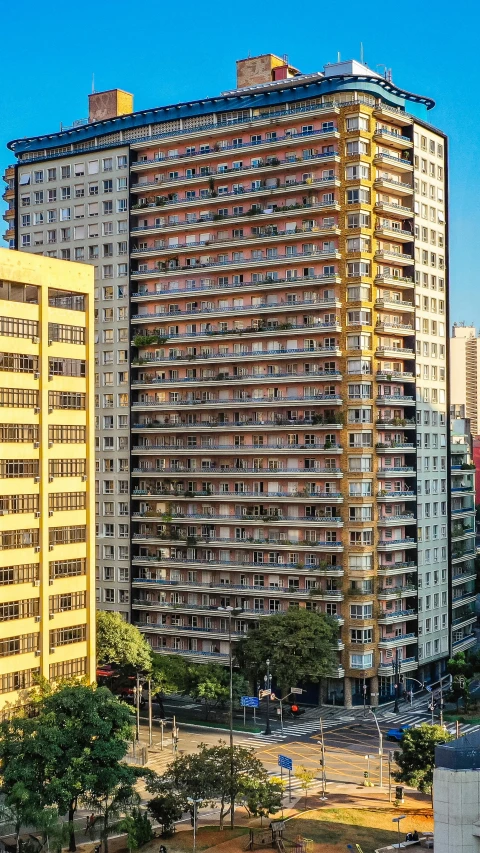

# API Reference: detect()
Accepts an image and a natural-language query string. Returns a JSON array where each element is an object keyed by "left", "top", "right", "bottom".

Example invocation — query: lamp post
[
  {"left": 393, "top": 649, "right": 400, "bottom": 714},
  {"left": 392, "top": 815, "right": 406, "bottom": 849},
  {"left": 187, "top": 797, "right": 202, "bottom": 853},
  {"left": 218, "top": 605, "right": 242, "bottom": 829},
  {"left": 370, "top": 709, "right": 383, "bottom": 788},
  {"left": 264, "top": 659, "right": 272, "bottom": 736}
]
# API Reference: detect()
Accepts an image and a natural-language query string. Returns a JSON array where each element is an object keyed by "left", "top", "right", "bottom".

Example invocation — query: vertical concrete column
[
  {"left": 370, "top": 674, "right": 379, "bottom": 707},
  {"left": 344, "top": 676, "right": 353, "bottom": 709},
  {"left": 39, "top": 281, "right": 50, "bottom": 681}
]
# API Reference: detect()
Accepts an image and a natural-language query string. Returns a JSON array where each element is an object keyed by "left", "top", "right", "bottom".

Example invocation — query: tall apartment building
[
  {"left": 450, "top": 323, "right": 480, "bottom": 435},
  {"left": 450, "top": 418, "right": 476, "bottom": 655},
  {"left": 0, "top": 249, "right": 95, "bottom": 710},
  {"left": 4, "top": 53, "right": 451, "bottom": 706}
]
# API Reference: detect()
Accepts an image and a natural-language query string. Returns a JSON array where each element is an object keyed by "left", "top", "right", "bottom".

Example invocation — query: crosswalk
[{"left": 377, "top": 708, "right": 480, "bottom": 736}]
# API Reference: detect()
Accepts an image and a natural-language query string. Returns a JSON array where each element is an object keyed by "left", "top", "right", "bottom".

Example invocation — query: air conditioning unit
[
  {"left": 48, "top": 441, "right": 53, "bottom": 449},
  {"left": 34, "top": 615, "right": 41, "bottom": 622},
  {"left": 33, "top": 580, "right": 40, "bottom": 587},
  {"left": 49, "top": 646, "right": 55, "bottom": 653},
  {"left": 34, "top": 546, "right": 40, "bottom": 552},
  {"left": 82, "top": 474, "right": 87, "bottom": 481},
  {"left": 34, "top": 650, "right": 41, "bottom": 656},
  {"left": 33, "top": 441, "right": 39, "bottom": 449},
  {"left": 34, "top": 476, "right": 40, "bottom": 483},
  {"left": 49, "top": 544, "right": 54, "bottom": 551},
  {"left": 48, "top": 339, "right": 53, "bottom": 346},
  {"left": 48, "top": 475, "right": 54, "bottom": 482},
  {"left": 34, "top": 511, "right": 41, "bottom": 518},
  {"left": 49, "top": 579, "right": 54, "bottom": 585},
  {"left": 32, "top": 336, "right": 39, "bottom": 344},
  {"left": 48, "top": 510, "right": 53, "bottom": 517},
  {"left": 48, "top": 406, "right": 53, "bottom": 413},
  {"left": 49, "top": 614, "right": 54, "bottom": 620},
  {"left": 34, "top": 407, "right": 40, "bottom": 414},
  {"left": 34, "top": 372, "right": 40, "bottom": 380}
]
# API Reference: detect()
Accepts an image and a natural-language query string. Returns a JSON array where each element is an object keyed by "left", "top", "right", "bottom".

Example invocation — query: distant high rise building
[
  {"left": 450, "top": 323, "right": 480, "bottom": 435},
  {"left": 450, "top": 418, "right": 476, "bottom": 656},
  {"left": 0, "top": 249, "right": 95, "bottom": 711},
  {"left": 4, "top": 53, "right": 452, "bottom": 706}
]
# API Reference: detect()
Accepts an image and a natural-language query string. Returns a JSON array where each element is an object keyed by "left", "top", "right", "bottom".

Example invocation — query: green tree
[
  {"left": 294, "top": 767, "right": 316, "bottom": 809},
  {"left": 149, "top": 741, "right": 269, "bottom": 829},
  {"left": 150, "top": 653, "right": 188, "bottom": 695},
  {"left": 183, "top": 664, "right": 248, "bottom": 720},
  {"left": 147, "top": 791, "right": 184, "bottom": 836},
  {"left": 241, "top": 778, "right": 283, "bottom": 825},
  {"left": 83, "top": 765, "right": 143, "bottom": 853},
  {"left": 0, "top": 782, "right": 37, "bottom": 853},
  {"left": 236, "top": 609, "right": 338, "bottom": 692},
  {"left": 35, "top": 807, "right": 70, "bottom": 853},
  {"left": 97, "top": 611, "right": 152, "bottom": 671},
  {"left": 394, "top": 723, "right": 453, "bottom": 796},
  {"left": 0, "top": 684, "right": 135, "bottom": 852},
  {"left": 119, "top": 808, "right": 153, "bottom": 853}
]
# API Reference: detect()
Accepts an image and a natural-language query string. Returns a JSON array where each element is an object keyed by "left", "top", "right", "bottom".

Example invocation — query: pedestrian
[{"left": 85, "top": 816, "right": 90, "bottom": 833}]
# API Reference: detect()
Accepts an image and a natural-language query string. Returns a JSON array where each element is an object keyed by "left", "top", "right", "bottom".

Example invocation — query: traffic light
[
  {"left": 364, "top": 771, "right": 369, "bottom": 779},
  {"left": 291, "top": 704, "right": 298, "bottom": 712},
  {"left": 395, "top": 786, "right": 404, "bottom": 802}
]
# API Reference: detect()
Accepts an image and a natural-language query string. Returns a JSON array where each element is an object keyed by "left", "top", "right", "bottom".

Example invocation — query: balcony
[
  {"left": 376, "top": 418, "right": 416, "bottom": 428},
  {"left": 133, "top": 344, "right": 342, "bottom": 367},
  {"left": 131, "top": 158, "right": 341, "bottom": 194},
  {"left": 378, "top": 632, "right": 416, "bottom": 648},
  {"left": 132, "top": 247, "right": 341, "bottom": 280},
  {"left": 452, "top": 591, "right": 476, "bottom": 608},
  {"left": 451, "top": 634, "right": 477, "bottom": 653},
  {"left": 132, "top": 554, "right": 344, "bottom": 575},
  {"left": 132, "top": 462, "right": 343, "bottom": 476},
  {"left": 132, "top": 370, "right": 342, "bottom": 390},
  {"left": 374, "top": 250, "right": 413, "bottom": 266},
  {"left": 132, "top": 416, "right": 344, "bottom": 432},
  {"left": 131, "top": 123, "right": 341, "bottom": 167},
  {"left": 131, "top": 177, "right": 341, "bottom": 216},
  {"left": 374, "top": 273, "right": 413, "bottom": 288},
  {"left": 378, "top": 656, "right": 417, "bottom": 674},
  {"left": 377, "top": 584, "right": 417, "bottom": 599},
  {"left": 377, "top": 537, "right": 416, "bottom": 551},
  {"left": 377, "top": 491, "right": 416, "bottom": 502},
  {"left": 132, "top": 393, "right": 343, "bottom": 410},
  {"left": 132, "top": 487, "right": 343, "bottom": 502},
  {"left": 378, "top": 608, "right": 416, "bottom": 624},
  {"left": 452, "top": 569, "right": 477, "bottom": 587},
  {"left": 132, "top": 271, "right": 341, "bottom": 301},
  {"left": 131, "top": 200, "right": 341, "bottom": 237},
  {"left": 378, "top": 514, "right": 416, "bottom": 525},
  {"left": 451, "top": 611, "right": 477, "bottom": 630},
  {"left": 375, "top": 322, "right": 414, "bottom": 335},
  {"left": 378, "top": 560, "right": 417, "bottom": 576},
  {"left": 377, "top": 394, "right": 414, "bottom": 405},
  {"left": 376, "top": 442, "right": 415, "bottom": 452},
  {"left": 132, "top": 577, "right": 344, "bottom": 601},
  {"left": 373, "top": 153, "right": 413, "bottom": 172},
  {"left": 133, "top": 511, "right": 343, "bottom": 527},
  {"left": 375, "top": 346, "right": 414, "bottom": 357},
  {"left": 374, "top": 202, "right": 413, "bottom": 219},
  {"left": 133, "top": 295, "right": 341, "bottom": 321},
  {"left": 373, "top": 128, "right": 413, "bottom": 147},
  {"left": 375, "top": 297, "right": 414, "bottom": 311},
  {"left": 132, "top": 532, "right": 344, "bottom": 551},
  {"left": 373, "top": 177, "right": 413, "bottom": 196},
  {"left": 132, "top": 439, "right": 342, "bottom": 453},
  {"left": 378, "top": 467, "right": 416, "bottom": 476}
]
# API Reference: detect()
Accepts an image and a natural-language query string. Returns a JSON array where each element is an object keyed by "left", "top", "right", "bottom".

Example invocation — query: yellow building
[{"left": 0, "top": 248, "right": 95, "bottom": 711}]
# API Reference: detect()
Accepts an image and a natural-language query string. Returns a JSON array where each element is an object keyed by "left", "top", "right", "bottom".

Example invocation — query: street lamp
[
  {"left": 217, "top": 605, "right": 243, "bottom": 829},
  {"left": 187, "top": 797, "right": 202, "bottom": 853},
  {"left": 392, "top": 815, "right": 406, "bottom": 849},
  {"left": 393, "top": 649, "right": 400, "bottom": 714},
  {"left": 370, "top": 709, "right": 383, "bottom": 788},
  {"left": 264, "top": 659, "right": 272, "bottom": 736}
]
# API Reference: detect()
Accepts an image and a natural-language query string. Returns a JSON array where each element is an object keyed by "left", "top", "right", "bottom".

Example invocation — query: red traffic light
[{"left": 291, "top": 704, "right": 298, "bottom": 712}]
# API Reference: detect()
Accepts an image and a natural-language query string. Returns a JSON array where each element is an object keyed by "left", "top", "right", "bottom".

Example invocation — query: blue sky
[{"left": 1, "top": 0, "right": 478, "bottom": 323}]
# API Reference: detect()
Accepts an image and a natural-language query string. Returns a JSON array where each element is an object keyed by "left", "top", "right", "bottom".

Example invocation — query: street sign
[
  {"left": 278, "top": 754, "right": 293, "bottom": 771},
  {"left": 259, "top": 689, "right": 272, "bottom": 699},
  {"left": 241, "top": 696, "right": 259, "bottom": 708},
  {"left": 425, "top": 685, "right": 432, "bottom": 692},
  {"left": 290, "top": 687, "right": 303, "bottom": 694}
]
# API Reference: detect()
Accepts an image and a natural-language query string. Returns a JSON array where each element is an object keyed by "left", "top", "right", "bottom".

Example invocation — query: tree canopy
[
  {"left": 97, "top": 610, "right": 152, "bottom": 671},
  {"left": 0, "top": 683, "right": 136, "bottom": 851},
  {"left": 394, "top": 723, "right": 453, "bottom": 795},
  {"left": 236, "top": 609, "right": 339, "bottom": 691}
]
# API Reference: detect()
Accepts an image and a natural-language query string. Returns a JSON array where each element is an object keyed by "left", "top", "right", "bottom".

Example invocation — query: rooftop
[{"left": 8, "top": 54, "right": 435, "bottom": 157}]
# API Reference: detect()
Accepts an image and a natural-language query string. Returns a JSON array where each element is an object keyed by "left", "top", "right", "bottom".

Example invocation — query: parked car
[{"left": 386, "top": 723, "right": 414, "bottom": 742}]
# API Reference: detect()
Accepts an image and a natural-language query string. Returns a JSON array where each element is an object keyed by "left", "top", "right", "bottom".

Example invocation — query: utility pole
[
  {"left": 264, "top": 659, "right": 272, "bottom": 736},
  {"left": 370, "top": 709, "right": 383, "bottom": 788},
  {"left": 148, "top": 678, "right": 153, "bottom": 747},
  {"left": 319, "top": 717, "right": 327, "bottom": 800}
]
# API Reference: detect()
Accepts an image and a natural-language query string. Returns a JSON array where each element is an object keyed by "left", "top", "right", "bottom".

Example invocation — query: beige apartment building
[
  {"left": 450, "top": 323, "right": 480, "bottom": 435},
  {"left": 4, "top": 52, "right": 458, "bottom": 706}
]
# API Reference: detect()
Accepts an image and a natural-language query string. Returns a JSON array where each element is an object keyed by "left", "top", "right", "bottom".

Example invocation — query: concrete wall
[{"left": 434, "top": 766, "right": 480, "bottom": 853}]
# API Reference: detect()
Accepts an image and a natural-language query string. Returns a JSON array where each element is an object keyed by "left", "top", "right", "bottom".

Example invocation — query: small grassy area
[
  {"left": 287, "top": 808, "right": 432, "bottom": 853},
  {"left": 444, "top": 713, "right": 480, "bottom": 724},
  {"left": 142, "top": 826, "right": 249, "bottom": 853}
]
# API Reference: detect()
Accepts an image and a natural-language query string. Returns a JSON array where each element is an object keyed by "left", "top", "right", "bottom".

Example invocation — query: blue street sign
[
  {"left": 278, "top": 754, "right": 293, "bottom": 771},
  {"left": 241, "top": 696, "right": 260, "bottom": 708}
]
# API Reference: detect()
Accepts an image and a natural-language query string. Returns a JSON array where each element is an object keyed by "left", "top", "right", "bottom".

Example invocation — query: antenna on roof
[
  {"left": 360, "top": 42, "right": 364, "bottom": 64},
  {"left": 283, "top": 53, "right": 288, "bottom": 63},
  {"left": 92, "top": 73, "right": 95, "bottom": 94}
]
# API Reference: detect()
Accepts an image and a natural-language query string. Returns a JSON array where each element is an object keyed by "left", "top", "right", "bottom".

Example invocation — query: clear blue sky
[{"left": 1, "top": 0, "right": 478, "bottom": 324}]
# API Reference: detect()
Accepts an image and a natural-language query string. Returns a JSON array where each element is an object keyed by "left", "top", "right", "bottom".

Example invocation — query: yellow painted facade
[{"left": 0, "top": 248, "right": 95, "bottom": 712}]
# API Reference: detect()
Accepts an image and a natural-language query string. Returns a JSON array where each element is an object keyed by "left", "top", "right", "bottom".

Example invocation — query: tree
[
  {"left": 0, "top": 684, "right": 135, "bottom": 852},
  {"left": 0, "top": 782, "right": 36, "bottom": 853},
  {"left": 83, "top": 764, "right": 144, "bottom": 853},
  {"left": 241, "top": 778, "right": 283, "bottom": 825},
  {"left": 236, "top": 609, "right": 339, "bottom": 692},
  {"left": 97, "top": 611, "right": 152, "bottom": 671},
  {"left": 183, "top": 664, "right": 248, "bottom": 720},
  {"left": 294, "top": 767, "right": 316, "bottom": 809},
  {"left": 150, "top": 653, "right": 188, "bottom": 695},
  {"left": 394, "top": 724, "right": 454, "bottom": 796},
  {"left": 149, "top": 741, "right": 270, "bottom": 829},
  {"left": 119, "top": 808, "right": 153, "bottom": 852},
  {"left": 147, "top": 791, "right": 184, "bottom": 836}
]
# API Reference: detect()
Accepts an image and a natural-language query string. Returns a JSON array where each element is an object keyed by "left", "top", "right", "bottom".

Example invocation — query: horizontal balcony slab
[
  {"left": 132, "top": 419, "right": 344, "bottom": 431},
  {"left": 452, "top": 635, "right": 477, "bottom": 653},
  {"left": 378, "top": 515, "right": 416, "bottom": 525},
  {"left": 132, "top": 535, "right": 344, "bottom": 551},
  {"left": 132, "top": 444, "right": 343, "bottom": 454},
  {"left": 132, "top": 466, "right": 343, "bottom": 476},
  {"left": 451, "top": 614, "right": 477, "bottom": 630},
  {"left": 133, "top": 578, "right": 344, "bottom": 599},
  {"left": 378, "top": 632, "right": 417, "bottom": 648},
  {"left": 131, "top": 374, "right": 342, "bottom": 390},
  {"left": 452, "top": 572, "right": 477, "bottom": 586},
  {"left": 132, "top": 298, "right": 341, "bottom": 322},
  {"left": 377, "top": 609, "right": 417, "bottom": 624},
  {"left": 377, "top": 657, "right": 418, "bottom": 675},
  {"left": 373, "top": 153, "right": 413, "bottom": 172},
  {"left": 377, "top": 492, "right": 416, "bottom": 501},
  {"left": 133, "top": 346, "right": 343, "bottom": 366},
  {"left": 132, "top": 489, "right": 343, "bottom": 502},
  {"left": 132, "top": 396, "right": 343, "bottom": 410},
  {"left": 132, "top": 556, "right": 344, "bottom": 575},
  {"left": 452, "top": 593, "right": 477, "bottom": 608},
  {"left": 133, "top": 512, "right": 343, "bottom": 526},
  {"left": 133, "top": 249, "right": 341, "bottom": 281},
  {"left": 373, "top": 179, "right": 413, "bottom": 197},
  {"left": 377, "top": 539, "right": 417, "bottom": 550},
  {"left": 374, "top": 202, "right": 414, "bottom": 218},
  {"left": 378, "top": 561, "right": 417, "bottom": 575}
]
